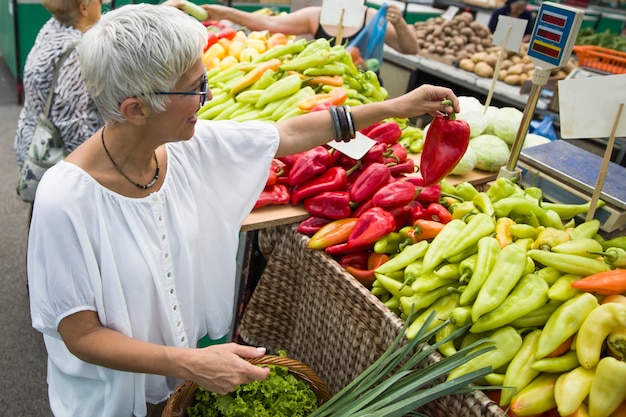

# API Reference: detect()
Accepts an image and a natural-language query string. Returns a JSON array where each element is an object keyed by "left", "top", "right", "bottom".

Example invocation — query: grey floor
[{"left": 0, "top": 57, "right": 54, "bottom": 415}]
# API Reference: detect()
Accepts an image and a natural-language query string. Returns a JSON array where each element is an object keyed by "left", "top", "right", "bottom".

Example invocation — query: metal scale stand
[{"left": 499, "top": 2, "right": 626, "bottom": 233}]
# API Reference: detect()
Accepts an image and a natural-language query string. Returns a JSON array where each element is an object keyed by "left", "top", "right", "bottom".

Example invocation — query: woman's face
[{"left": 152, "top": 59, "right": 211, "bottom": 142}]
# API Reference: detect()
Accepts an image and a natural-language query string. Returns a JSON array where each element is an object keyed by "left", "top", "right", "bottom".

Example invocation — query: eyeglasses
[{"left": 153, "top": 73, "right": 208, "bottom": 107}]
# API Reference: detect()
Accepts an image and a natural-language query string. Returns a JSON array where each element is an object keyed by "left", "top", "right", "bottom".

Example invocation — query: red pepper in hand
[
  {"left": 288, "top": 146, "right": 333, "bottom": 187},
  {"left": 387, "top": 159, "right": 416, "bottom": 177},
  {"left": 419, "top": 100, "right": 471, "bottom": 186},
  {"left": 423, "top": 202, "right": 452, "bottom": 224},
  {"left": 297, "top": 216, "right": 332, "bottom": 235},
  {"left": 304, "top": 191, "right": 354, "bottom": 220},
  {"left": 366, "top": 121, "right": 402, "bottom": 145},
  {"left": 348, "top": 207, "right": 396, "bottom": 247},
  {"left": 372, "top": 180, "right": 418, "bottom": 208},
  {"left": 290, "top": 166, "right": 348, "bottom": 206},
  {"left": 253, "top": 184, "right": 290, "bottom": 209},
  {"left": 349, "top": 162, "right": 392, "bottom": 203}
]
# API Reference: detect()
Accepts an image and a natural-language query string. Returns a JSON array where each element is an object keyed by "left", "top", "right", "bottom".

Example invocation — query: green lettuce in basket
[{"left": 187, "top": 353, "right": 318, "bottom": 417}]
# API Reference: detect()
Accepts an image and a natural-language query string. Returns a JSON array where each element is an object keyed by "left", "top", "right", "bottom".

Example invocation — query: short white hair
[{"left": 79, "top": 3, "right": 208, "bottom": 123}]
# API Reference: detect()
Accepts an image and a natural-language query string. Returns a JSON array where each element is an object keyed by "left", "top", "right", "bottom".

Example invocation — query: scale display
[{"left": 527, "top": 2, "right": 584, "bottom": 69}]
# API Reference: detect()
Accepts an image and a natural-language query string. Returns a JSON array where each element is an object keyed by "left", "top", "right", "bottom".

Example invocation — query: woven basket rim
[{"left": 161, "top": 355, "right": 331, "bottom": 417}]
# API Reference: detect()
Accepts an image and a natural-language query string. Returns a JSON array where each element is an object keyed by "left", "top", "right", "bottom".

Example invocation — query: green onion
[{"left": 309, "top": 310, "right": 496, "bottom": 416}]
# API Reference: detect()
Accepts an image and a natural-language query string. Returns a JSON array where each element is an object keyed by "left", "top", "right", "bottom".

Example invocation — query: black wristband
[
  {"left": 329, "top": 106, "right": 342, "bottom": 141},
  {"left": 335, "top": 105, "right": 350, "bottom": 142},
  {"left": 345, "top": 105, "right": 356, "bottom": 140}
]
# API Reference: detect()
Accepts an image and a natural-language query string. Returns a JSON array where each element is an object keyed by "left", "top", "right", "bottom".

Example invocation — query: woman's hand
[
  {"left": 186, "top": 343, "right": 270, "bottom": 395},
  {"left": 386, "top": 5, "right": 404, "bottom": 26},
  {"left": 391, "top": 84, "right": 460, "bottom": 119}
]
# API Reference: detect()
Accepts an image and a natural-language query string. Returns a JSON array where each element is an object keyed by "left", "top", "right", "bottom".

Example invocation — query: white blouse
[{"left": 28, "top": 120, "right": 279, "bottom": 417}]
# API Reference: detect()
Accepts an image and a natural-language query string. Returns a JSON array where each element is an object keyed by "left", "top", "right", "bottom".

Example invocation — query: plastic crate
[{"left": 573, "top": 45, "right": 626, "bottom": 74}]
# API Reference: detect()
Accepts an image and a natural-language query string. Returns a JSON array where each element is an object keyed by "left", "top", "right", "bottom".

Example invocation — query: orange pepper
[
  {"left": 307, "top": 217, "right": 358, "bottom": 250},
  {"left": 229, "top": 58, "right": 282, "bottom": 95},
  {"left": 297, "top": 87, "right": 348, "bottom": 111}
]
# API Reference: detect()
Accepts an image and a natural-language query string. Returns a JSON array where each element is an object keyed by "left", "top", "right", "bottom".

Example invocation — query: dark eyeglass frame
[{"left": 153, "top": 73, "right": 208, "bottom": 107}]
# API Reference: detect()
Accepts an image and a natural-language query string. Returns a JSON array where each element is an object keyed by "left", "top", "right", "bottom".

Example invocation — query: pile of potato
[
  {"left": 412, "top": 12, "right": 493, "bottom": 64},
  {"left": 458, "top": 43, "right": 575, "bottom": 85}
]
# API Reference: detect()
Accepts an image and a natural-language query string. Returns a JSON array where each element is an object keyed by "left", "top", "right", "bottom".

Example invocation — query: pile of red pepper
[{"left": 253, "top": 119, "right": 456, "bottom": 285}]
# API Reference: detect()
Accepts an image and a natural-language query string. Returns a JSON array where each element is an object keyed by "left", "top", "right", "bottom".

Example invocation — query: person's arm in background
[
  {"left": 383, "top": 4, "right": 419, "bottom": 54},
  {"left": 201, "top": 4, "right": 320, "bottom": 37}
]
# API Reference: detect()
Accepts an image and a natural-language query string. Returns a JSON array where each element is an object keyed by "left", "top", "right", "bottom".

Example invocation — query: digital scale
[{"left": 497, "top": 3, "right": 625, "bottom": 232}]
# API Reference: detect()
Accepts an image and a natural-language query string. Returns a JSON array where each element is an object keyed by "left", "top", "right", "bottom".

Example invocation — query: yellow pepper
[
  {"left": 576, "top": 302, "right": 626, "bottom": 368},
  {"left": 532, "top": 226, "right": 571, "bottom": 250},
  {"left": 589, "top": 357, "right": 626, "bottom": 417},
  {"left": 555, "top": 366, "right": 595, "bottom": 417}
]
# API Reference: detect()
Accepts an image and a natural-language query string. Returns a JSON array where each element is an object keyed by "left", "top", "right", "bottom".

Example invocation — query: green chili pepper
[
  {"left": 252, "top": 38, "right": 308, "bottom": 63},
  {"left": 536, "top": 292, "right": 599, "bottom": 360},
  {"left": 405, "top": 293, "right": 460, "bottom": 340},
  {"left": 446, "top": 244, "right": 478, "bottom": 264},
  {"left": 383, "top": 296, "right": 400, "bottom": 313},
  {"left": 255, "top": 74, "right": 303, "bottom": 108},
  {"left": 402, "top": 259, "right": 424, "bottom": 287},
  {"left": 470, "top": 274, "right": 549, "bottom": 334},
  {"left": 399, "top": 285, "right": 457, "bottom": 318},
  {"left": 374, "top": 232, "right": 405, "bottom": 255},
  {"left": 535, "top": 266, "right": 563, "bottom": 286},
  {"left": 500, "top": 329, "right": 542, "bottom": 407},
  {"left": 440, "top": 179, "right": 457, "bottom": 196},
  {"left": 554, "top": 366, "right": 595, "bottom": 417},
  {"left": 450, "top": 201, "right": 477, "bottom": 220},
  {"left": 587, "top": 247, "right": 626, "bottom": 268},
  {"left": 450, "top": 306, "right": 472, "bottom": 327},
  {"left": 410, "top": 271, "right": 457, "bottom": 293},
  {"left": 303, "top": 63, "right": 346, "bottom": 76},
  {"left": 472, "top": 243, "right": 527, "bottom": 322},
  {"left": 484, "top": 373, "right": 505, "bottom": 386},
  {"left": 531, "top": 350, "right": 579, "bottom": 373},
  {"left": 514, "top": 238, "right": 534, "bottom": 252},
  {"left": 375, "top": 241, "right": 428, "bottom": 275},
  {"left": 527, "top": 249, "right": 611, "bottom": 276},
  {"left": 568, "top": 219, "right": 601, "bottom": 240},
  {"left": 455, "top": 182, "right": 479, "bottom": 201},
  {"left": 547, "top": 273, "right": 583, "bottom": 301},
  {"left": 509, "top": 299, "right": 563, "bottom": 328},
  {"left": 435, "top": 322, "right": 458, "bottom": 357},
  {"left": 446, "top": 326, "right": 522, "bottom": 381},
  {"left": 420, "top": 219, "right": 466, "bottom": 274},
  {"left": 269, "top": 86, "right": 315, "bottom": 121},
  {"left": 472, "top": 192, "right": 495, "bottom": 217},
  {"left": 510, "top": 373, "right": 559, "bottom": 416},
  {"left": 493, "top": 197, "right": 553, "bottom": 228},
  {"left": 524, "top": 186, "right": 543, "bottom": 201},
  {"left": 601, "top": 236, "right": 626, "bottom": 251},
  {"left": 588, "top": 356, "right": 626, "bottom": 417},
  {"left": 510, "top": 224, "right": 540, "bottom": 240},
  {"left": 460, "top": 236, "right": 501, "bottom": 306},
  {"left": 457, "top": 254, "right": 477, "bottom": 283},
  {"left": 374, "top": 272, "right": 414, "bottom": 299},
  {"left": 485, "top": 177, "right": 523, "bottom": 203},
  {"left": 442, "top": 213, "right": 495, "bottom": 260},
  {"left": 541, "top": 200, "right": 605, "bottom": 220},
  {"left": 551, "top": 238, "right": 604, "bottom": 258}
]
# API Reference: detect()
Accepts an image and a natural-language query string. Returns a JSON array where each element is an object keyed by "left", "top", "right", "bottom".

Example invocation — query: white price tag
[
  {"left": 327, "top": 131, "right": 377, "bottom": 160},
  {"left": 558, "top": 74, "right": 626, "bottom": 139},
  {"left": 441, "top": 6, "right": 459, "bottom": 21},
  {"left": 492, "top": 16, "right": 527, "bottom": 51},
  {"left": 320, "top": 0, "right": 365, "bottom": 28}
]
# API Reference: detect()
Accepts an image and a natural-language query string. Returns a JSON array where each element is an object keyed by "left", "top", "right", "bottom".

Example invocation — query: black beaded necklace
[{"left": 101, "top": 126, "right": 160, "bottom": 190}]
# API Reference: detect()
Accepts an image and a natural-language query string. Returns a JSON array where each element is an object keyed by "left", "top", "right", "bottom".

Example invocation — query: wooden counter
[{"left": 241, "top": 154, "right": 497, "bottom": 231}]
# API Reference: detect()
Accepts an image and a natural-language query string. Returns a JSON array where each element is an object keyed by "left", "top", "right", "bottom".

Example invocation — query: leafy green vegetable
[
  {"left": 187, "top": 364, "right": 318, "bottom": 417},
  {"left": 469, "top": 134, "right": 511, "bottom": 172},
  {"left": 576, "top": 28, "right": 626, "bottom": 52}
]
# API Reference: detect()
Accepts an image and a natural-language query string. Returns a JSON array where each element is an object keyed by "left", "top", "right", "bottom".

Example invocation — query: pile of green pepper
[{"left": 366, "top": 176, "right": 626, "bottom": 417}]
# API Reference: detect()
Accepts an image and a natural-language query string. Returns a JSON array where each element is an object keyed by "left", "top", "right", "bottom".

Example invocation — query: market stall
[{"left": 172, "top": 2, "right": 626, "bottom": 416}]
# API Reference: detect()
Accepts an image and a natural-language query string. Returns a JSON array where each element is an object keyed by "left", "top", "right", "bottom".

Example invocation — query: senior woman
[{"left": 27, "top": 3, "right": 461, "bottom": 417}]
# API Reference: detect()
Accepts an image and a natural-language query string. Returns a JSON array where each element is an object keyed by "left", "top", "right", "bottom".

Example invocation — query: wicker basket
[
  {"left": 161, "top": 355, "right": 331, "bottom": 417},
  {"left": 238, "top": 224, "right": 506, "bottom": 417}
]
